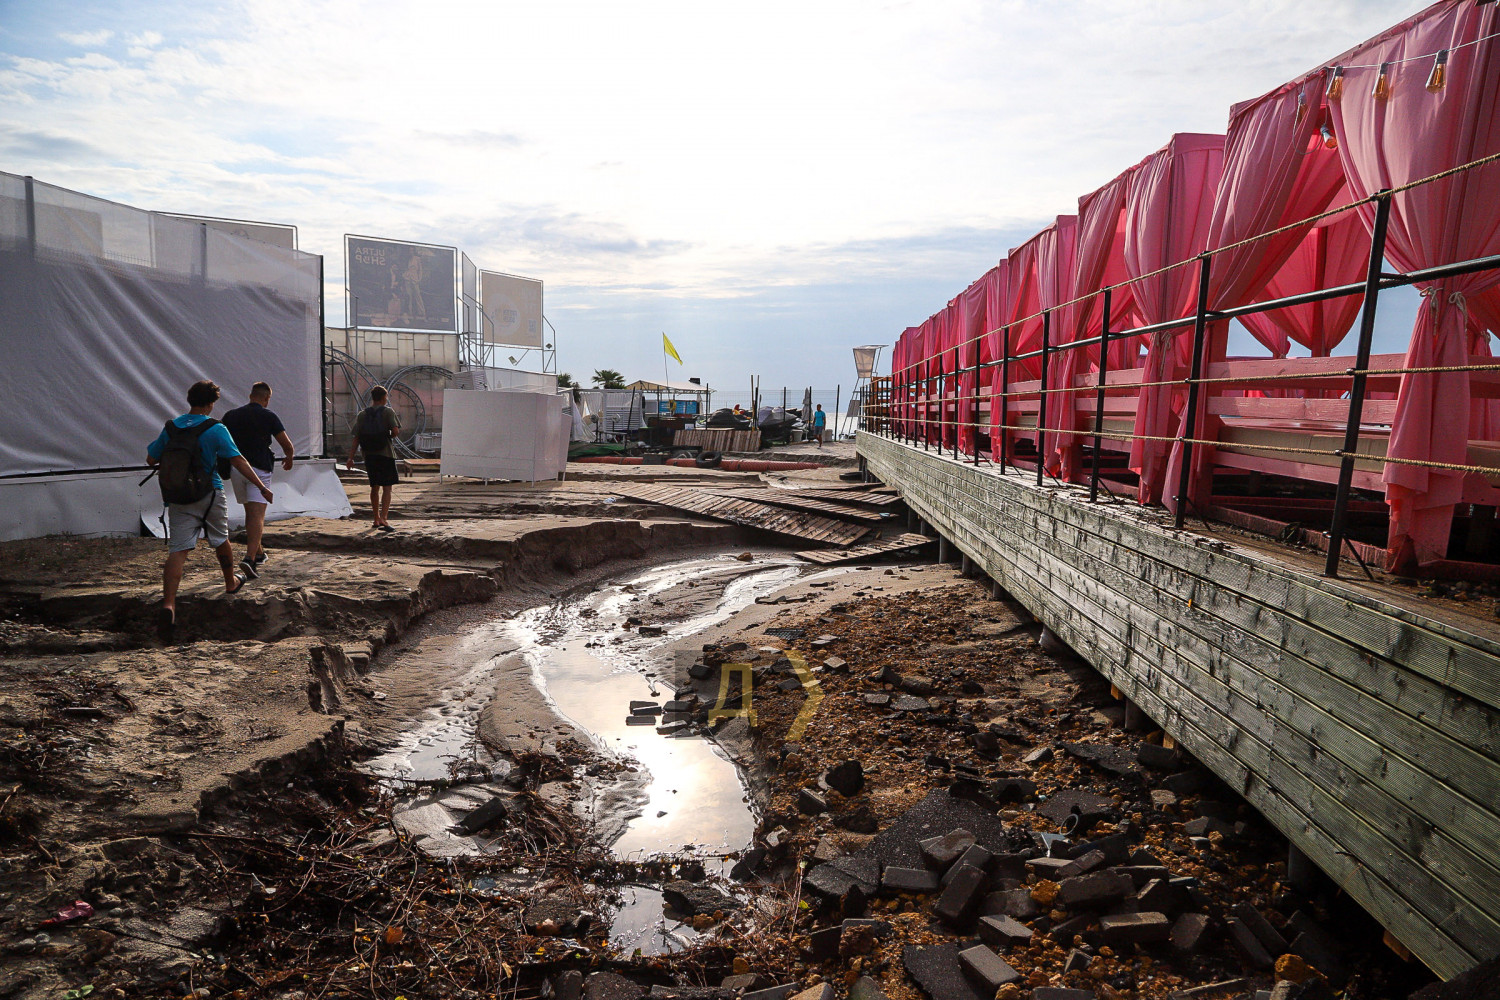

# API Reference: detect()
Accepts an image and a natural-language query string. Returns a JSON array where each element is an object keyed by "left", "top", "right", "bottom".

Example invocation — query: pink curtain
[
  {"left": 1005, "top": 237, "right": 1044, "bottom": 381},
  {"left": 1327, "top": 0, "right": 1500, "bottom": 567},
  {"left": 941, "top": 300, "right": 961, "bottom": 449},
  {"left": 958, "top": 278, "right": 988, "bottom": 456},
  {"left": 1238, "top": 213, "right": 1368, "bottom": 358},
  {"left": 985, "top": 262, "right": 1011, "bottom": 462},
  {"left": 1074, "top": 170, "right": 1143, "bottom": 373},
  {"left": 1039, "top": 216, "right": 1082, "bottom": 477},
  {"left": 1124, "top": 133, "right": 1227, "bottom": 504}
]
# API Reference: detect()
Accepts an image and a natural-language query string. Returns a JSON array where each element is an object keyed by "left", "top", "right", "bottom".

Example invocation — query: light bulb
[
  {"left": 1325, "top": 66, "right": 1344, "bottom": 101},
  {"left": 1295, "top": 92, "right": 1308, "bottom": 126},
  {"left": 1427, "top": 49, "right": 1448, "bottom": 92},
  {"left": 1320, "top": 124, "right": 1339, "bottom": 150},
  {"left": 1373, "top": 62, "right": 1391, "bottom": 100}
]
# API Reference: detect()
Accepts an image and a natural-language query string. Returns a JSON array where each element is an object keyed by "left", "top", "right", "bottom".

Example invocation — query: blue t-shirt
[
  {"left": 813, "top": 409, "right": 827, "bottom": 429},
  {"left": 147, "top": 414, "right": 241, "bottom": 490}
]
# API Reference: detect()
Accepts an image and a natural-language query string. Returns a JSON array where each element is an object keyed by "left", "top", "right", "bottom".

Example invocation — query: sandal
[
  {"left": 226, "top": 573, "right": 250, "bottom": 595},
  {"left": 376, "top": 523, "right": 395, "bottom": 532},
  {"left": 239, "top": 558, "right": 259, "bottom": 579}
]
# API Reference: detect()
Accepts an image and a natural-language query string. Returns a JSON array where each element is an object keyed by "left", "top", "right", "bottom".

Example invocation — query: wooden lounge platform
[{"left": 858, "top": 431, "right": 1500, "bottom": 980}]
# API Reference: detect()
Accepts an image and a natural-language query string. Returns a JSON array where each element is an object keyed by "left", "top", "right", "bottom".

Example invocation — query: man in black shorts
[
  {"left": 222, "top": 381, "right": 295, "bottom": 576},
  {"left": 346, "top": 385, "right": 401, "bottom": 531}
]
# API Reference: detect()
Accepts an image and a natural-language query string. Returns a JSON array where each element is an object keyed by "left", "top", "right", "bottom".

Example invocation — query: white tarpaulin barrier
[
  {"left": 0, "top": 172, "right": 340, "bottom": 540},
  {"left": 439, "top": 389, "right": 569, "bottom": 482},
  {"left": 0, "top": 460, "right": 351, "bottom": 542}
]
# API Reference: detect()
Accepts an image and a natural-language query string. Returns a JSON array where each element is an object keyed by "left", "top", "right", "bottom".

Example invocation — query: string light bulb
[
  {"left": 1295, "top": 92, "right": 1308, "bottom": 126},
  {"left": 1427, "top": 48, "right": 1449, "bottom": 92},
  {"left": 1373, "top": 62, "right": 1391, "bottom": 100},
  {"left": 1320, "top": 124, "right": 1339, "bottom": 150},
  {"left": 1325, "top": 66, "right": 1345, "bottom": 101}
]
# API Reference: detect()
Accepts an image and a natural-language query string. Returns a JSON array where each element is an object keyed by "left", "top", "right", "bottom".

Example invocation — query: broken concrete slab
[{"left": 902, "top": 943, "right": 989, "bottom": 1000}]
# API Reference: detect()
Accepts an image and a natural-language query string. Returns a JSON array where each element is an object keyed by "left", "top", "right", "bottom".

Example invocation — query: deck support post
[
  {"left": 937, "top": 536, "right": 950, "bottom": 563},
  {"left": 1325, "top": 191, "right": 1392, "bottom": 577}
]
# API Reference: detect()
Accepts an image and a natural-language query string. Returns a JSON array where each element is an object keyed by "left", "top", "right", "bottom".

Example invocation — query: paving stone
[
  {"left": 984, "top": 887, "right": 1040, "bottom": 920},
  {"left": 688, "top": 663, "right": 714, "bottom": 680},
  {"left": 1022, "top": 745, "right": 1055, "bottom": 765},
  {"left": 626, "top": 715, "right": 657, "bottom": 726},
  {"left": 1061, "top": 741, "right": 1140, "bottom": 777},
  {"left": 862, "top": 692, "right": 891, "bottom": 707},
  {"left": 629, "top": 701, "right": 661, "bottom": 716},
  {"left": 1170, "top": 912, "right": 1212, "bottom": 955},
  {"left": 1050, "top": 913, "right": 1094, "bottom": 945},
  {"left": 1226, "top": 917, "right": 1274, "bottom": 969},
  {"left": 1035, "top": 789, "right": 1115, "bottom": 825},
  {"left": 778, "top": 678, "right": 804, "bottom": 692},
  {"left": 743, "top": 987, "right": 798, "bottom": 1000},
  {"left": 976, "top": 914, "right": 1032, "bottom": 949},
  {"left": 1059, "top": 871, "right": 1133, "bottom": 908},
  {"left": 848, "top": 977, "right": 888, "bottom": 1000},
  {"left": 1026, "top": 856, "right": 1080, "bottom": 879},
  {"left": 556, "top": 970, "right": 584, "bottom": 1000},
  {"left": 824, "top": 759, "right": 865, "bottom": 797},
  {"left": 990, "top": 777, "right": 1037, "bottom": 801},
  {"left": 935, "top": 864, "right": 987, "bottom": 927},
  {"left": 823, "top": 656, "right": 847, "bottom": 671},
  {"left": 452, "top": 796, "right": 509, "bottom": 834},
  {"left": 720, "top": 975, "right": 767, "bottom": 992},
  {"left": 662, "top": 699, "right": 695, "bottom": 713},
  {"left": 1112, "top": 865, "right": 1171, "bottom": 888},
  {"left": 1128, "top": 848, "right": 1162, "bottom": 866},
  {"left": 808, "top": 924, "right": 842, "bottom": 960},
  {"left": 811, "top": 836, "right": 844, "bottom": 864},
  {"left": 1150, "top": 789, "right": 1178, "bottom": 809},
  {"left": 1159, "top": 767, "right": 1216, "bottom": 795},
  {"left": 1097, "top": 911, "right": 1171, "bottom": 946},
  {"left": 661, "top": 880, "right": 741, "bottom": 916},
  {"left": 797, "top": 788, "right": 828, "bottom": 815},
  {"left": 1032, "top": 990, "right": 1097, "bottom": 1000},
  {"left": 890, "top": 695, "right": 932, "bottom": 712},
  {"left": 881, "top": 866, "right": 940, "bottom": 894},
  {"left": 803, "top": 854, "right": 879, "bottom": 899},
  {"left": 1182, "top": 817, "right": 1234, "bottom": 839},
  {"left": 1061, "top": 948, "right": 1093, "bottom": 975},
  {"left": 957, "top": 944, "right": 1020, "bottom": 991},
  {"left": 920, "top": 829, "right": 976, "bottom": 869},
  {"left": 1136, "top": 743, "right": 1184, "bottom": 771},
  {"left": 1068, "top": 849, "right": 1108, "bottom": 875},
  {"left": 1136, "top": 878, "right": 1191, "bottom": 915},
  {"left": 899, "top": 674, "right": 936, "bottom": 696},
  {"left": 902, "top": 943, "right": 988, "bottom": 1000},
  {"left": 991, "top": 853, "right": 1028, "bottom": 881},
  {"left": 1230, "top": 902, "right": 1289, "bottom": 957},
  {"left": 942, "top": 845, "right": 994, "bottom": 885}
]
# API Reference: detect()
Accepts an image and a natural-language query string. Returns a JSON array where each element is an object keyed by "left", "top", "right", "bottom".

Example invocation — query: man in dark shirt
[{"left": 222, "top": 382, "right": 294, "bottom": 576}]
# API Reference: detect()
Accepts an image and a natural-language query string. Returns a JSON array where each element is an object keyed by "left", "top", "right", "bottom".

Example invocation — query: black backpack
[
  {"left": 357, "top": 406, "right": 389, "bottom": 455},
  {"left": 157, "top": 419, "right": 219, "bottom": 505}
]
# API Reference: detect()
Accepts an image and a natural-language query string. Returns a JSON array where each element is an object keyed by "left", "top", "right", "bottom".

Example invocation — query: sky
[{"left": 0, "top": 0, "right": 1427, "bottom": 396}]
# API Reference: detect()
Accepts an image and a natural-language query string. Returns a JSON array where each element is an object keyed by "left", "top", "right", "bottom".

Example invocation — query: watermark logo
[{"left": 704, "top": 650, "right": 823, "bottom": 741}]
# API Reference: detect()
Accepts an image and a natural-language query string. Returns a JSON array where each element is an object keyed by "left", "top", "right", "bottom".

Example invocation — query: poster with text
[
  {"left": 480, "top": 270, "right": 544, "bottom": 347},
  {"left": 346, "top": 236, "right": 457, "bottom": 332}
]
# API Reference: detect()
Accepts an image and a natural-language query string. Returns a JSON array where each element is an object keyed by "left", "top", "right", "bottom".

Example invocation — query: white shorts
[
  {"left": 168, "top": 490, "right": 229, "bottom": 553},
  {"left": 231, "top": 465, "right": 274, "bottom": 505}
]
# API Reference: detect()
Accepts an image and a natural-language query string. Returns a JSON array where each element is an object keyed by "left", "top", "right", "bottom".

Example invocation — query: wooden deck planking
[
  {"left": 609, "top": 484, "right": 870, "bottom": 546},
  {"left": 859, "top": 432, "right": 1500, "bottom": 979},
  {"left": 796, "top": 532, "right": 933, "bottom": 564},
  {"left": 708, "top": 489, "right": 891, "bottom": 523}
]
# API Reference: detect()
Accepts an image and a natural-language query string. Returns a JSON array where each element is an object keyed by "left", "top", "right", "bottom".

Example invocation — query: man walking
[
  {"left": 222, "top": 381, "right": 295, "bottom": 577},
  {"left": 346, "top": 385, "right": 400, "bottom": 531},
  {"left": 812, "top": 404, "right": 827, "bottom": 448},
  {"left": 146, "top": 380, "right": 273, "bottom": 640}
]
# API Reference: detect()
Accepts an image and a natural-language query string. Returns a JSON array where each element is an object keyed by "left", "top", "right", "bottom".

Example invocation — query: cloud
[
  {"left": 0, "top": 128, "right": 107, "bottom": 161},
  {"left": 58, "top": 30, "right": 113, "bottom": 47},
  {"left": 414, "top": 130, "right": 524, "bottom": 150}
]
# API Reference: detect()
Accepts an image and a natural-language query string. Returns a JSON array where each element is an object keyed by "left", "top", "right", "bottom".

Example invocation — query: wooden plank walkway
[
  {"left": 673, "top": 427, "right": 762, "bottom": 452},
  {"left": 708, "top": 489, "right": 891, "bottom": 523},
  {"left": 773, "top": 487, "right": 904, "bottom": 508},
  {"left": 609, "top": 484, "right": 871, "bottom": 546},
  {"left": 796, "top": 531, "right": 933, "bottom": 564},
  {"left": 858, "top": 431, "right": 1500, "bottom": 980}
]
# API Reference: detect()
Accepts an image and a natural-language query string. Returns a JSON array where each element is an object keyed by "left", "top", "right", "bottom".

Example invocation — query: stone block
[
  {"left": 985, "top": 888, "right": 1040, "bottom": 920},
  {"left": 1136, "top": 878, "right": 1191, "bottom": 915},
  {"left": 1058, "top": 871, "right": 1133, "bottom": 909},
  {"left": 1229, "top": 902, "right": 1288, "bottom": 957},
  {"left": 920, "top": 829, "right": 976, "bottom": 869},
  {"left": 1170, "top": 912, "right": 1211, "bottom": 955},
  {"left": 957, "top": 945, "right": 1020, "bottom": 992},
  {"left": 977, "top": 914, "right": 1032, "bottom": 949},
  {"left": 942, "top": 845, "right": 994, "bottom": 885},
  {"left": 1097, "top": 911, "right": 1171, "bottom": 946},
  {"left": 1032, "top": 991, "right": 1097, "bottom": 1000},
  {"left": 881, "top": 866, "right": 939, "bottom": 894},
  {"left": 1225, "top": 917, "right": 1274, "bottom": 970},
  {"left": 935, "top": 864, "right": 987, "bottom": 927}
]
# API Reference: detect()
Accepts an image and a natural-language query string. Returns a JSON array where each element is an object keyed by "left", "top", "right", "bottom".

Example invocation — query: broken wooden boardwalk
[
  {"left": 708, "top": 488, "right": 892, "bottom": 523},
  {"left": 796, "top": 531, "right": 933, "bottom": 564},
  {"left": 608, "top": 484, "right": 871, "bottom": 546}
]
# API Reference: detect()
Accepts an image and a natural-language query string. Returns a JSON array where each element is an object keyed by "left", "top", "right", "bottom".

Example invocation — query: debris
[
  {"left": 797, "top": 788, "right": 828, "bottom": 814},
  {"left": 39, "top": 901, "right": 93, "bottom": 927},
  {"left": 1098, "top": 911, "right": 1171, "bottom": 946},
  {"left": 452, "top": 796, "right": 509, "bottom": 835},
  {"left": 660, "top": 880, "right": 741, "bottom": 916},
  {"left": 823, "top": 759, "right": 865, "bottom": 797},
  {"left": 957, "top": 944, "right": 1021, "bottom": 991}
]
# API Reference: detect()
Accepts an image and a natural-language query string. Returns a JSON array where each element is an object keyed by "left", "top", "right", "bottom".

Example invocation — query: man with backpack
[
  {"left": 346, "top": 385, "right": 400, "bottom": 531},
  {"left": 145, "top": 380, "right": 273, "bottom": 639},
  {"left": 222, "top": 381, "right": 295, "bottom": 578}
]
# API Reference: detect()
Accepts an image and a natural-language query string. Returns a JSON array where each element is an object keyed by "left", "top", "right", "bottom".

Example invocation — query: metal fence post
[
  {"left": 1000, "top": 327, "right": 1011, "bottom": 473},
  {"left": 1325, "top": 191, "right": 1393, "bottom": 577},
  {"left": 1090, "top": 288, "right": 1113, "bottom": 503},
  {"left": 23, "top": 176, "right": 36, "bottom": 260},
  {"left": 973, "top": 347, "right": 982, "bottom": 466},
  {"left": 1037, "top": 310, "right": 1051, "bottom": 487},
  {"left": 952, "top": 343, "right": 960, "bottom": 461},
  {"left": 1172, "top": 254, "right": 1214, "bottom": 530}
]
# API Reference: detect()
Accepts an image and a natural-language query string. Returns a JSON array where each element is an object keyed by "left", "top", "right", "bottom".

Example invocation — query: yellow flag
[{"left": 663, "top": 332, "right": 682, "bottom": 364}]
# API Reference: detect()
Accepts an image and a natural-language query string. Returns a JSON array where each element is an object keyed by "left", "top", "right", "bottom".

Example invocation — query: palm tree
[
  {"left": 592, "top": 369, "right": 625, "bottom": 389},
  {"left": 557, "top": 372, "right": 577, "bottom": 389}
]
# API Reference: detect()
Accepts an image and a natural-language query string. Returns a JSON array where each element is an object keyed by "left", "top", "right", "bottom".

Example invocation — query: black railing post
[
  {"left": 23, "top": 176, "right": 36, "bottom": 260},
  {"left": 1090, "top": 288, "right": 1113, "bottom": 503},
  {"left": 1037, "top": 310, "right": 1051, "bottom": 486},
  {"left": 1325, "top": 191, "right": 1393, "bottom": 577},
  {"left": 952, "top": 342, "right": 960, "bottom": 461},
  {"left": 1000, "top": 327, "right": 1011, "bottom": 473},
  {"left": 1173, "top": 254, "right": 1214, "bottom": 530}
]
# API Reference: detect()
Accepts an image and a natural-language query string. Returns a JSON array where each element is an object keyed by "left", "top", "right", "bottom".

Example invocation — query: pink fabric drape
[
  {"left": 941, "top": 300, "right": 961, "bottom": 449},
  {"left": 1005, "top": 238, "right": 1044, "bottom": 381},
  {"left": 958, "top": 278, "right": 987, "bottom": 456},
  {"left": 1327, "top": 0, "right": 1500, "bottom": 566},
  {"left": 985, "top": 262, "right": 1011, "bottom": 463},
  {"left": 1123, "top": 133, "right": 1226, "bottom": 504},
  {"left": 1238, "top": 213, "right": 1368, "bottom": 358},
  {"left": 1074, "top": 170, "right": 1142, "bottom": 373}
]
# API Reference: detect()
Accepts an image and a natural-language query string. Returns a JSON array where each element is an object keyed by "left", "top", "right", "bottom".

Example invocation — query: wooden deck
[
  {"left": 858, "top": 431, "right": 1500, "bottom": 980},
  {"left": 608, "top": 484, "right": 871, "bottom": 547}
]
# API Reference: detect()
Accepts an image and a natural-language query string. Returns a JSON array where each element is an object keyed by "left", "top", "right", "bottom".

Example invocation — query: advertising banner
[
  {"left": 480, "top": 270, "right": 544, "bottom": 347},
  {"left": 161, "top": 213, "right": 297, "bottom": 250},
  {"left": 346, "top": 235, "right": 457, "bottom": 332}
]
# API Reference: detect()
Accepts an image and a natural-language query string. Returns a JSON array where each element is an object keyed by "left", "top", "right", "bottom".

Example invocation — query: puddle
[{"left": 365, "top": 551, "right": 855, "bottom": 952}]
